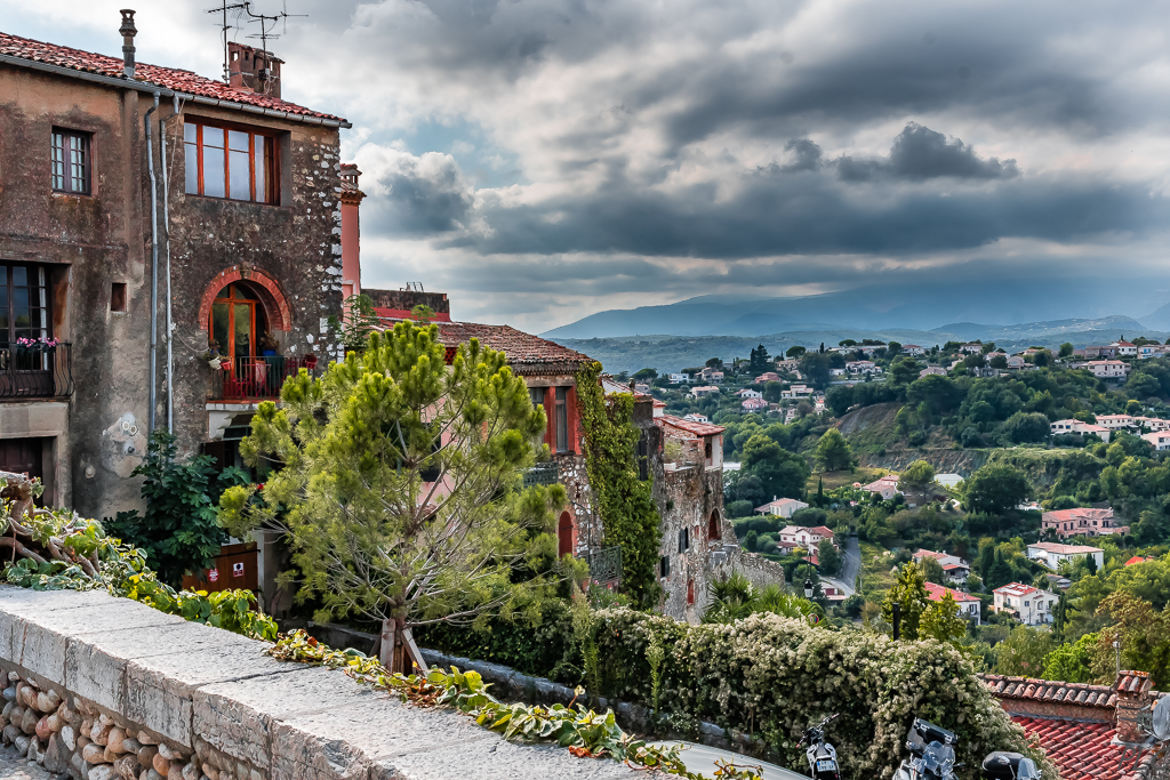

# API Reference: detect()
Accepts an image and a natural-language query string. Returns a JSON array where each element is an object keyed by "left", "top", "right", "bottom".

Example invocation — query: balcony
[
  {"left": 522, "top": 460, "right": 560, "bottom": 487},
  {"left": 213, "top": 355, "right": 317, "bottom": 401},
  {"left": 0, "top": 342, "right": 73, "bottom": 400}
]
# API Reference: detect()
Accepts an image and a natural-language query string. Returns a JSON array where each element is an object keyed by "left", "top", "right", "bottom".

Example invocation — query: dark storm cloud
[
  {"left": 451, "top": 171, "right": 1157, "bottom": 260},
  {"left": 365, "top": 153, "right": 474, "bottom": 235},
  {"left": 835, "top": 123, "right": 1018, "bottom": 182}
]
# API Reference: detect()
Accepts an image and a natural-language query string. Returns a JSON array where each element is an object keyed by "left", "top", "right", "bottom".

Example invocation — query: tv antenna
[{"left": 205, "top": 1, "right": 306, "bottom": 85}]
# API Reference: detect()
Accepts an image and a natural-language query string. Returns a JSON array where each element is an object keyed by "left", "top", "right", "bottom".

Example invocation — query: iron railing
[
  {"left": 585, "top": 546, "right": 622, "bottom": 585},
  {"left": 0, "top": 342, "right": 73, "bottom": 399},
  {"left": 214, "top": 355, "right": 318, "bottom": 401}
]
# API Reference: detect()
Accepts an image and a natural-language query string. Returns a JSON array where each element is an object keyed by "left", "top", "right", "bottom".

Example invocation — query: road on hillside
[{"left": 820, "top": 535, "right": 861, "bottom": 597}]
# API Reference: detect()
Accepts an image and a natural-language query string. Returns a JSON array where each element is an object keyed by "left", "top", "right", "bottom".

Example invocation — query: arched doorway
[
  {"left": 557, "top": 511, "right": 574, "bottom": 558},
  {"left": 708, "top": 509, "right": 721, "bottom": 542},
  {"left": 209, "top": 282, "right": 268, "bottom": 364}
]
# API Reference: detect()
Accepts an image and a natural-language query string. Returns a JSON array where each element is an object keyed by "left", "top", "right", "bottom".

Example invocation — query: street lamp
[{"left": 803, "top": 578, "right": 814, "bottom": 600}]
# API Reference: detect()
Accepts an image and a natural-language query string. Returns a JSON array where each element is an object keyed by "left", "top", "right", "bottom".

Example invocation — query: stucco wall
[{"left": 0, "top": 586, "right": 643, "bottom": 780}]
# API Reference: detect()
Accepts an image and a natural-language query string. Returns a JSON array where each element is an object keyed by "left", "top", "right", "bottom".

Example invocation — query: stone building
[
  {"left": 0, "top": 17, "right": 349, "bottom": 517},
  {"left": 370, "top": 294, "right": 599, "bottom": 563}
]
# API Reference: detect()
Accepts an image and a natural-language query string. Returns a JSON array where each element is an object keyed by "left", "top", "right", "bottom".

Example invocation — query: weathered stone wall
[
  {"left": 163, "top": 105, "right": 344, "bottom": 460},
  {"left": 0, "top": 66, "right": 153, "bottom": 517},
  {"left": 0, "top": 586, "right": 643, "bottom": 780}
]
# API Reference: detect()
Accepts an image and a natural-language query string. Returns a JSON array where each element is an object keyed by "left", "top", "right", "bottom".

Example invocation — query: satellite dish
[{"left": 1152, "top": 695, "right": 1170, "bottom": 742}]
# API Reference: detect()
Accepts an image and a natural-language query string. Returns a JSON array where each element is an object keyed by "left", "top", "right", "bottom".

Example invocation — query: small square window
[
  {"left": 111, "top": 282, "right": 127, "bottom": 313},
  {"left": 52, "top": 128, "right": 92, "bottom": 195},
  {"left": 678, "top": 527, "right": 689, "bottom": 553}
]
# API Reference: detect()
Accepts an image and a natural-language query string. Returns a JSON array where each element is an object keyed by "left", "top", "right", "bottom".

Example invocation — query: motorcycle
[
  {"left": 892, "top": 718, "right": 1041, "bottom": 780},
  {"left": 800, "top": 713, "right": 840, "bottom": 780}
]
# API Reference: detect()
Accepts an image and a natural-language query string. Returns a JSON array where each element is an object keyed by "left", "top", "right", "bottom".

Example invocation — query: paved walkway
[{"left": 0, "top": 745, "right": 59, "bottom": 779}]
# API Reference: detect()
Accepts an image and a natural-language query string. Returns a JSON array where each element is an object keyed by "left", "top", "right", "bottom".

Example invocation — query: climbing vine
[{"left": 575, "top": 361, "right": 662, "bottom": 608}]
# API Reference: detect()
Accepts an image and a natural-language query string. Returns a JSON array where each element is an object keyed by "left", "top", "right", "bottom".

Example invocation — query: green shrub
[{"left": 422, "top": 606, "right": 1051, "bottom": 777}]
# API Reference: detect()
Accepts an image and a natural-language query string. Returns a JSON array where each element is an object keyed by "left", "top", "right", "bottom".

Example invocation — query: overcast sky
[{"left": 5, "top": 0, "right": 1169, "bottom": 331}]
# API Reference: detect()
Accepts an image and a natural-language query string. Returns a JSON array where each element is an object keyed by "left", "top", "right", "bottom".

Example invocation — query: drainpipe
[
  {"left": 160, "top": 95, "right": 178, "bottom": 432},
  {"left": 146, "top": 91, "right": 160, "bottom": 433}
]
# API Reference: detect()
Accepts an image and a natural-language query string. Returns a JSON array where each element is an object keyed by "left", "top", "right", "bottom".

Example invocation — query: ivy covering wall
[{"left": 575, "top": 361, "right": 662, "bottom": 607}]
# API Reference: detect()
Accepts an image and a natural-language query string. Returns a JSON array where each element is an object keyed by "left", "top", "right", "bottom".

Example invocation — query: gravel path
[{"left": 0, "top": 746, "right": 59, "bottom": 779}]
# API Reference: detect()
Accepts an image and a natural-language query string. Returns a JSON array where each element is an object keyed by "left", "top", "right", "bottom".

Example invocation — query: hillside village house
[
  {"left": 845, "top": 360, "right": 880, "bottom": 375},
  {"left": 924, "top": 581, "right": 981, "bottom": 623},
  {"left": 1049, "top": 418, "right": 1112, "bottom": 442},
  {"left": 912, "top": 549, "right": 970, "bottom": 584},
  {"left": 777, "top": 525, "right": 835, "bottom": 552},
  {"left": 682, "top": 412, "right": 709, "bottom": 423},
  {"left": 741, "top": 397, "right": 768, "bottom": 412},
  {"left": 781, "top": 383, "right": 813, "bottom": 399},
  {"left": 690, "top": 385, "right": 719, "bottom": 398},
  {"left": 861, "top": 473, "right": 901, "bottom": 500},
  {"left": 993, "top": 582, "right": 1059, "bottom": 625},
  {"left": 960, "top": 342, "right": 983, "bottom": 354},
  {"left": 901, "top": 344, "right": 926, "bottom": 356},
  {"left": 1083, "top": 359, "right": 1130, "bottom": 379},
  {"left": 753, "top": 371, "right": 781, "bottom": 383},
  {"left": 0, "top": 20, "right": 349, "bottom": 518},
  {"left": 667, "top": 372, "right": 689, "bottom": 384},
  {"left": 754, "top": 496, "right": 809, "bottom": 518},
  {"left": 697, "top": 367, "right": 724, "bottom": 383},
  {"left": 1041, "top": 507, "right": 1128, "bottom": 538},
  {"left": 919, "top": 366, "right": 947, "bottom": 378},
  {"left": 774, "top": 359, "right": 799, "bottom": 372},
  {"left": 736, "top": 388, "right": 762, "bottom": 399},
  {"left": 1143, "top": 431, "right": 1170, "bottom": 451},
  {"left": 1027, "top": 542, "right": 1105, "bottom": 571}
]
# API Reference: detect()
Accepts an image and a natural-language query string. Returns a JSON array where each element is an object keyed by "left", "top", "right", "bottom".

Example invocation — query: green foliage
[
  {"left": 702, "top": 573, "right": 818, "bottom": 624},
  {"left": 993, "top": 626, "right": 1056, "bottom": 678},
  {"left": 920, "top": 592, "right": 968, "bottom": 646},
  {"left": 816, "top": 539, "right": 842, "bottom": 577},
  {"left": 423, "top": 606, "right": 1049, "bottom": 776},
  {"left": 576, "top": 361, "right": 662, "bottom": 608},
  {"left": 269, "top": 629, "right": 763, "bottom": 779},
  {"left": 103, "top": 431, "right": 238, "bottom": 587},
  {"left": 899, "top": 460, "right": 936, "bottom": 497},
  {"left": 223, "top": 322, "right": 565, "bottom": 634},
  {"left": 1041, "top": 632, "right": 1098, "bottom": 683},
  {"left": 748, "top": 344, "right": 771, "bottom": 375},
  {"left": 328, "top": 293, "right": 383, "bottom": 353},
  {"left": 741, "top": 434, "right": 810, "bottom": 502},
  {"left": 813, "top": 428, "right": 855, "bottom": 472},
  {"left": 963, "top": 463, "right": 1030, "bottom": 515},
  {"left": 0, "top": 496, "right": 275, "bottom": 641},
  {"left": 882, "top": 562, "right": 929, "bottom": 639}
]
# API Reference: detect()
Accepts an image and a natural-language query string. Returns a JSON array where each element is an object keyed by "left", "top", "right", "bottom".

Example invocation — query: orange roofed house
[{"left": 983, "top": 671, "right": 1170, "bottom": 780}]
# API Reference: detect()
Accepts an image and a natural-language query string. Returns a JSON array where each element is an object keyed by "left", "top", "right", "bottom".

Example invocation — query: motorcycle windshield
[{"left": 921, "top": 743, "right": 955, "bottom": 774}]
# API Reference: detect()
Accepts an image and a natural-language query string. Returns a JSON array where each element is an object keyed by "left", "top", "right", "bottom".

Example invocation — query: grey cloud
[
  {"left": 367, "top": 153, "right": 474, "bottom": 236},
  {"left": 835, "top": 123, "right": 1018, "bottom": 181}
]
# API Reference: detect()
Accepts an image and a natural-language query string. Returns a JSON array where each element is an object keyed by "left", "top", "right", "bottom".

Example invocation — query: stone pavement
[{"left": 0, "top": 745, "right": 59, "bottom": 779}]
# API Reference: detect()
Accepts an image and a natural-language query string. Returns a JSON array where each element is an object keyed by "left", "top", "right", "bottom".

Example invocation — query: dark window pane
[
  {"left": 555, "top": 387, "right": 568, "bottom": 453},
  {"left": 211, "top": 303, "right": 230, "bottom": 352}
]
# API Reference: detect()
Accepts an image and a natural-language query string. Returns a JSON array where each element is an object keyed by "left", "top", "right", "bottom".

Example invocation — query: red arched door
[{"left": 558, "top": 511, "right": 574, "bottom": 557}]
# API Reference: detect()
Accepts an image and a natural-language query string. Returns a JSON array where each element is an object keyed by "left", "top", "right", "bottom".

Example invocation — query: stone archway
[
  {"left": 558, "top": 511, "right": 575, "bottom": 557},
  {"left": 197, "top": 265, "right": 291, "bottom": 336},
  {"left": 708, "top": 509, "right": 721, "bottom": 542}
]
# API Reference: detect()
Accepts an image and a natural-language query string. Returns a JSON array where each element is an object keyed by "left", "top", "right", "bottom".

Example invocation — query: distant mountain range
[
  {"left": 541, "top": 277, "right": 1170, "bottom": 373},
  {"left": 544, "top": 278, "right": 1170, "bottom": 340}
]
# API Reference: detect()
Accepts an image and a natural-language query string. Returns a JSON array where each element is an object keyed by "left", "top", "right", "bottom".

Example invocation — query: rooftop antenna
[
  {"left": 206, "top": 0, "right": 249, "bottom": 82},
  {"left": 244, "top": 0, "right": 306, "bottom": 69}
]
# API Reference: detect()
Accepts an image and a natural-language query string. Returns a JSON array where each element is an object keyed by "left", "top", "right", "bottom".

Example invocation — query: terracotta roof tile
[
  {"left": 0, "top": 30, "right": 346, "bottom": 123},
  {"left": 433, "top": 321, "right": 593, "bottom": 372},
  {"left": 657, "top": 414, "right": 725, "bottom": 437},
  {"left": 1013, "top": 717, "right": 1151, "bottom": 780},
  {"left": 980, "top": 674, "right": 1118, "bottom": 709}
]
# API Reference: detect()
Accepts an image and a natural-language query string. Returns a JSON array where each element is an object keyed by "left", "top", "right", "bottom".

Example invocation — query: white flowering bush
[{"left": 582, "top": 609, "right": 1053, "bottom": 779}]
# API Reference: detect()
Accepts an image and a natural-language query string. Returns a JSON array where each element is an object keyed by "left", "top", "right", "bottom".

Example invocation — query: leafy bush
[{"left": 421, "top": 605, "right": 1051, "bottom": 776}]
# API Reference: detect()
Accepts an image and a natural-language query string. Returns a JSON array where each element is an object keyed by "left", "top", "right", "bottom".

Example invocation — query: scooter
[
  {"left": 892, "top": 718, "right": 1041, "bottom": 780},
  {"left": 800, "top": 713, "right": 840, "bottom": 780}
]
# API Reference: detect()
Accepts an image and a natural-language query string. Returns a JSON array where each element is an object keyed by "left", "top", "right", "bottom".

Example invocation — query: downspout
[
  {"left": 145, "top": 92, "right": 160, "bottom": 433},
  {"left": 161, "top": 95, "right": 178, "bottom": 432}
]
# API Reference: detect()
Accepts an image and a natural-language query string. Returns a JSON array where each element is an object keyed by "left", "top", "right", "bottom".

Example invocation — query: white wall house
[
  {"left": 754, "top": 497, "right": 809, "bottom": 518},
  {"left": 993, "top": 582, "right": 1059, "bottom": 626},
  {"left": 1026, "top": 542, "right": 1105, "bottom": 571},
  {"left": 925, "top": 582, "right": 981, "bottom": 624}
]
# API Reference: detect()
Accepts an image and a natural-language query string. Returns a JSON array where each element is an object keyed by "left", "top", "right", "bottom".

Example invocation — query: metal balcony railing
[
  {"left": 0, "top": 342, "right": 73, "bottom": 399},
  {"left": 523, "top": 460, "right": 560, "bottom": 487},
  {"left": 585, "top": 546, "right": 622, "bottom": 585},
  {"left": 214, "top": 355, "right": 318, "bottom": 401}
]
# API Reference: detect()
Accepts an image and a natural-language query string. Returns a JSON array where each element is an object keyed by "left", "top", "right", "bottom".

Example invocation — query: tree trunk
[{"left": 378, "top": 616, "right": 429, "bottom": 675}]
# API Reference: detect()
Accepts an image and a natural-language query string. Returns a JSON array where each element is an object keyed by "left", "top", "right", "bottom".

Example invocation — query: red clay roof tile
[{"left": 0, "top": 31, "right": 346, "bottom": 123}]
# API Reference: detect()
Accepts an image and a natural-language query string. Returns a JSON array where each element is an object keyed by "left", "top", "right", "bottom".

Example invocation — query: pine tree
[
  {"left": 882, "top": 562, "right": 929, "bottom": 639},
  {"left": 220, "top": 322, "right": 565, "bottom": 673}
]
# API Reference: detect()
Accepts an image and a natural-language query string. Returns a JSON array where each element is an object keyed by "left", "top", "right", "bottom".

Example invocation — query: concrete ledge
[{"left": 0, "top": 587, "right": 648, "bottom": 779}]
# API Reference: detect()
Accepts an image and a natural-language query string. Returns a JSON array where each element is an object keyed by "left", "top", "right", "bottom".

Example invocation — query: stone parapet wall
[{"left": 0, "top": 587, "right": 642, "bottom": 780}]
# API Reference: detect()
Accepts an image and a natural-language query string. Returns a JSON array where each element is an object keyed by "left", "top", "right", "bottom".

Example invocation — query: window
[
  {"left": 529, "top": 387, "right": 545, "bottom": 410},
  {"left": 184, "top": 120, "right": 277, "bottom": 203},
  {"left": 678, "top": 527, "right": 689, "bottom": 553},
  {"left": 110, "top": 283, "right": 127, "bottom": 313},
  {"left": 687, "top": 579, "right": 695, "bottom": 605},
  {"left": 554, "top": 387, "right": 569, "bottom": 453},
  {"left": 0, "top": 264, "right": 51, "bottom": 350},
  {"left": 704, "top": 439, "right": 713, "bottom": 459},
  {"left": 51, "top": 129, "right": 91, "bottom": 195},
  {"left": 659, "top": 556, "right": 670, "bottom": 578},
  {"left": 707, "top": 510, "right": 720, "bottom": 541}
]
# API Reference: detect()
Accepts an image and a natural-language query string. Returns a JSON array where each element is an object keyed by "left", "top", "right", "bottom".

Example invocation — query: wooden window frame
[
  {"left": 554, "top": 387, "right": 569, "bottom": 454},
  {"left": 51, "top": 129, "right": 92, "bottom": 195},
  {"left": 0, "top": 263, "right": 52, "bottom": 349},
  {"left": 184, "top": 118, "right": 279, "bottom": 204}
]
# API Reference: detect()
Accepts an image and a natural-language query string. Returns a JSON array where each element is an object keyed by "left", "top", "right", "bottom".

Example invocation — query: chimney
[
  {"left": 1114, "top": 670, "right": 1154, "bottom": 744},
  {"left": 227, "top": 41, "right": 283, "bottom": 98},
  {"left": 119, "top": 9, "right": 137, "bottom": 79},
  {"left": 339, "top": 164, "right": 365, "bottom": 301}
]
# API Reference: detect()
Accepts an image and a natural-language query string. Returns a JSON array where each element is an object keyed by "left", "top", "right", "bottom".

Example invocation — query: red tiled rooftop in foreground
[
  {"left": 1014, "top": 718, "right": 1147, "bottom": 780},
  {"left": 0, "top": 31, "right": 347, "bottom": 124},
  {"left": 657, "top": 414, "right": 726, "bottom": 438}
]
